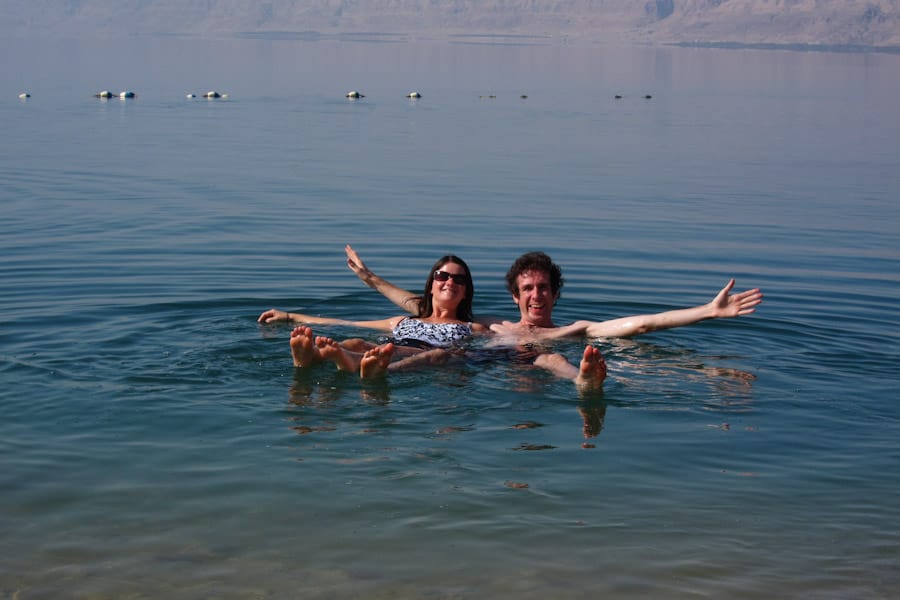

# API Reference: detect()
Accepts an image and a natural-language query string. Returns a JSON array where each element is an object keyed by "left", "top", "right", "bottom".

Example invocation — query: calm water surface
[{"left": 2, "top": 36, "right": 899, "bottom": 598}]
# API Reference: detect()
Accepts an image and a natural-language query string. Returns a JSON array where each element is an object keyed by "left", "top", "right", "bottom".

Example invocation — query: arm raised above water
[
  {"left": 345, "top": 244, "right": 422, "bottom": 315},
  {"left": 580, "top": 279, "right": 763, "bottom": 338}
]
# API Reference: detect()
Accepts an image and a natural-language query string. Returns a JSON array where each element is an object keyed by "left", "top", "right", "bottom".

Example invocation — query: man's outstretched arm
[
  {"left": 581, "top": 279, "right": 763, "bottom": 338},
  {"left": 345, "top": 245, "right": 422, "bottom": 315}
]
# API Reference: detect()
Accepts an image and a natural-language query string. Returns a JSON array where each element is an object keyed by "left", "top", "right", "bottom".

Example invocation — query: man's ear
[{"left": 512, "top": 293, "right": 520, "bottom": 305}]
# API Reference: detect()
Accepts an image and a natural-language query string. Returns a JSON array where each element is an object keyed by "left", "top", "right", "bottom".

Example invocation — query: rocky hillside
[
  {"left": 4, "top": 0, "right": 899, "bottom": 47},
  {"left": 649, "top": 0, "right": 900, "bottom": 46}
]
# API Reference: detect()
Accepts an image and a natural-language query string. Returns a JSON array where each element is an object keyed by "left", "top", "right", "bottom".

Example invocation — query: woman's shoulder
[{"left": 388, "top": 315, "right": 411, "bottom": 329}]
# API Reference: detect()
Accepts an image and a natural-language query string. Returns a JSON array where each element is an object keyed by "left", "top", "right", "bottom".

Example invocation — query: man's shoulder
[
  {"left": 487, "top": 319, "right": 520, "bottom": 333},
  {"left": 475, "top": 315, "right": 507, "bottom": 328},
  {"left": 485, "top": 319, "right": 587, "bottom": 340}
]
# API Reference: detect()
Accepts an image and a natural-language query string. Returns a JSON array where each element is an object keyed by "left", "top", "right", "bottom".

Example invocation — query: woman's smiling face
[{"left": 431, "top": 261, "right": 469, "bottom": 305}]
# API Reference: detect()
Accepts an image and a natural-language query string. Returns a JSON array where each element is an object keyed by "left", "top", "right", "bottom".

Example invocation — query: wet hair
[
  {"left": 504, "top": 252, "right": 564, "bottom": 301},
  {"left": 419, "top": 255, "right": 475, "bottom": 322}
]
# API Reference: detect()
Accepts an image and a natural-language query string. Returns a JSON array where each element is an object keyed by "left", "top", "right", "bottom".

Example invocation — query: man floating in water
[{"left": 341, "top": 245, "right": 762, "bottom": 343}]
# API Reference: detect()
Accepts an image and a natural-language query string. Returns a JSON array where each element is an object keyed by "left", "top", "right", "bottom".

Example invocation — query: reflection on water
[
  {"left": 280, "top": 333, "right": 757, "bottom": 458},
  {"left": 578, "top": 400, "right": 607, "bottom": 447}
]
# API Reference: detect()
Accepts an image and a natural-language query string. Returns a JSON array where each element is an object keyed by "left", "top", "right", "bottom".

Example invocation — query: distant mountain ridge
[{"left": 4, "top": 0, "right": 899, "bottom": 47}]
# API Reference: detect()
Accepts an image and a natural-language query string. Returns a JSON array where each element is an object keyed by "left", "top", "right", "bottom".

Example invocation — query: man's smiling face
[{"left": 513, "top": 269, "right": 557, "bottom": 327}]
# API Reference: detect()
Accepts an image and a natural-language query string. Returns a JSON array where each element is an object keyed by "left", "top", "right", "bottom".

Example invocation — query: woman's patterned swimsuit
[{"left": 391, "top": 318, "right": 473, "bottom": 349}]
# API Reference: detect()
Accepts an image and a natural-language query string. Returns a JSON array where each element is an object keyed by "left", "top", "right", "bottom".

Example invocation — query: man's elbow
[
  {"left": 633, "top": 324, "right": 652, "bottom": 336},
  {"left": 586, "top": 320, "right": 650, "bottom": 338}
]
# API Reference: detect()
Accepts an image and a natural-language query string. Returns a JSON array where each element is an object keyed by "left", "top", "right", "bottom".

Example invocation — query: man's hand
[{"left": 709, "top": 279, "right": 763, "bottom": 318}]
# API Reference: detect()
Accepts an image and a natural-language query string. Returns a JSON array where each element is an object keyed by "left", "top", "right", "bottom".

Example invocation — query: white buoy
[
  {"left": 19, "top": 92, "right": 31, "bottom": 99},
  {"left": 407, "top": 92, "right": 421, "bottom": 99},
  {"left": 346, "top": 90, "right": 364, "bottom": 99},
  {"left": 94, "top": 90, "right": 114, "bottom": 98},
  {"left": 119, "top": 91, "right": 135, "bottom": 99}
]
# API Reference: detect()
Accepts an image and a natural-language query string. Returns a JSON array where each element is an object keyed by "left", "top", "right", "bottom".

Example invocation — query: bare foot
[
  {"left": 574, "top": 345, "right": 607, "bottom": 391},
  {"left": 360, "top": 343, "right": 395, "bottom": 378},
  {"left": 290, "top": 326, "right": 322, "bottom": 367},
  {"left": 316, "top": 336, "right": 360, "bottom": 372}
]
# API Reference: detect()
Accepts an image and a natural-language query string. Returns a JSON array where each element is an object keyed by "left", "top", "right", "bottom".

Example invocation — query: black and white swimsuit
[{"left": 391, "top": 318, "right": 473, "bottom": 349}]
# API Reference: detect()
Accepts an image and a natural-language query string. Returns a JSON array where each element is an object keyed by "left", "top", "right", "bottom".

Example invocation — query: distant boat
[
  {"left": 186, "top": 93, "right": 197, "bottom": 99},
  {"left": 203, "top": 91, "right": 222, "bottom": 99},
  {"left": 346, "top": 90, "right": 364, "bottom": 99},
  {"left": 407, "top": 92, "right": 421, "bottom": 99},
  {"left": 644, "top": 94, "right": 653, "bottom": 99},
  {"left": 119, "top": 91, "right": 135, "bottom": 99},
  {"left": 614, "top": 94, "right": 623, "bottom": 99},
  {"left": 94, "top": 90, "right": 114, "bottom": 98},
  {"left": 19, "top": 92, "right": 30, "bottom": 99}
]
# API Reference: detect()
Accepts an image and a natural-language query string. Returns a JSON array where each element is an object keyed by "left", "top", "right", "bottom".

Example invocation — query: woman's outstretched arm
[
  {"left": 257, "top": 307, "right": 402, "bottom": 332},
  {"left": 345, "top": 245, "right": 421, "bottom": 315}
]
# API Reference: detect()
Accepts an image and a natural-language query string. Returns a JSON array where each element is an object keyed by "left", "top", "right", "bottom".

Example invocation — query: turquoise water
[{"left": 2, "top": 36, "right": 900, "bottom": 598}]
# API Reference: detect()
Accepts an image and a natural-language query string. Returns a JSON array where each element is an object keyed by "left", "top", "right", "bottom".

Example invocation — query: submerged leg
[
  {"left": 533, "top": 345, "right": 606, "bottom": 390},
  {"left": 341, "top": 337, "right": 376, "bottom": 353},
  {"left": 387, "top": 347, "right": 452, "bottom": 373}
]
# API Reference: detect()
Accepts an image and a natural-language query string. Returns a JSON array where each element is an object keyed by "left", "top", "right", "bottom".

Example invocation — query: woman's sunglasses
[{"left": 433, "top": 270, "right": 469, "bottom": 285}]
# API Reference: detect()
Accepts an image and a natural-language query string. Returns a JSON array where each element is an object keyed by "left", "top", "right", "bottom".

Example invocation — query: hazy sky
[{"left": 3, "top": 0, "right": 899, "bottom": 46}]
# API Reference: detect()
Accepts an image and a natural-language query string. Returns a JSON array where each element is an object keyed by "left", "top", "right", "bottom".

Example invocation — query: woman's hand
[
  {"left": 258, "top": 308, "right": 291, "bottom": 323},
  {"left": 346, "top": 244, "right": 375, "bottom": 287}
]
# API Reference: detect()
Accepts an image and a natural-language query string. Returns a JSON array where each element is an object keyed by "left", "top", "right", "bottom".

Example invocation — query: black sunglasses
[{"left": 433, "top": 270, "right": 469, "bottom": 285}]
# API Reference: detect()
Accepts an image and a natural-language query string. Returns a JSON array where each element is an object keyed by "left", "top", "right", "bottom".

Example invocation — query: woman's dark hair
[
  {"left": 419, "top": 255, "right": 475, "bottom": 321},
  {"left": 504, "top": 252, "right": 564, "bottom": 301}
]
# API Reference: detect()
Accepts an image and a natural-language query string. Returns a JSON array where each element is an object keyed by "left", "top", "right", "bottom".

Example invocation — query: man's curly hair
[{"left": 504, "top": 252, "right": 564, "bottom": 301}]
